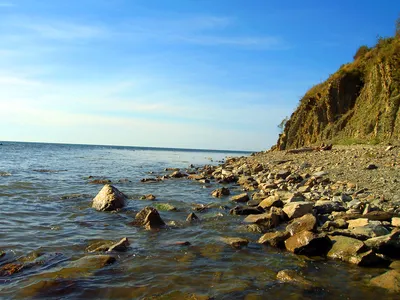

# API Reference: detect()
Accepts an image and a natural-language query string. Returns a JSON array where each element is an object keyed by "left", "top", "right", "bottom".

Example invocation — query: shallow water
[{"left": 0, "top": 142, "right": 396, "bottom": 299}]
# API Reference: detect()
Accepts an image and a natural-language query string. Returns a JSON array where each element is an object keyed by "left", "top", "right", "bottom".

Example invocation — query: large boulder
[
  {"left": 284, "top": 231, "right": 331, "bottom": 256},
  {"left": 282, "top": 202, "right": 314, "bottom": 219},
  {"left": 327, "top": 235, "right": 366, "bottom": 261},
  {"left": 327, "top": 235, "right": 389, "bottom": 266},
  {"left": 211, "top": 187, "right": 230, "bottom": 198},
  {"left": 92, "top": 184, "right": 126, "bottom": 211}
]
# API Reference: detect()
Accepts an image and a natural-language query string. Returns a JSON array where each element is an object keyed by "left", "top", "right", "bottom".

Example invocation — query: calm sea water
[{"left": 0, "top": 142, "right": 395, "bottom": 299}]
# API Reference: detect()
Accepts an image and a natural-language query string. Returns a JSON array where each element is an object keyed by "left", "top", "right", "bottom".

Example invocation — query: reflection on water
[{"left": 0, "top": 142, "right": 396, "bottom": 299}]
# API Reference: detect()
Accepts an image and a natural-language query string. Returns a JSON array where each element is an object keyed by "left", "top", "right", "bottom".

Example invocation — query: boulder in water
[{"left": 92, "top": 184, "right": 126, "bottom": 211}]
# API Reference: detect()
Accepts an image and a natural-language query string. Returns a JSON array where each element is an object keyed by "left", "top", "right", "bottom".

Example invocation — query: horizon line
[{"left": 0, "top": 139, "right": 256, "bottom": 154}]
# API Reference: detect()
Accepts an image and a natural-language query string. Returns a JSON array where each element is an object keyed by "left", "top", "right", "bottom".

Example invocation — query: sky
[{"left": 0, "top": 1, "right": 399, "bottom": 151}]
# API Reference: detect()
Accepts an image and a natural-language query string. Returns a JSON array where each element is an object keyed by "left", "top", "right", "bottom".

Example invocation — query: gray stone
[{"left": 314, "top": 200, "right": 346, "bottom": 214}]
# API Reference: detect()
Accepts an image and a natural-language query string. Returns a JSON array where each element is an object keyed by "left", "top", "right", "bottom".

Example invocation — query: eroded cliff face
[{"left": 276, "top": 36, "right": 400, "bottom": 150}]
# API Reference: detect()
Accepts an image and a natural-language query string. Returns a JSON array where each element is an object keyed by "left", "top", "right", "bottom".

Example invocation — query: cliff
[{"left": 276, "top": 34, "right": 400, "bottom": 150}]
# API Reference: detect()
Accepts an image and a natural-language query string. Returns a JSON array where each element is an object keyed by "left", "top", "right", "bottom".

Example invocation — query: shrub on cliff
[{"left": 353, "top": 45, "right": 370, "bottom": 60}]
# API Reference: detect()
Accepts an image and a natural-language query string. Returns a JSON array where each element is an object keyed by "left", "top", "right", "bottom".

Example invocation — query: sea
[{"left": 0, "top": 141, "right": 395, "bottom": 299}]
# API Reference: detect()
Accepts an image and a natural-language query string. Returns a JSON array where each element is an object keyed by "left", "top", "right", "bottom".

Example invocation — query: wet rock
[
  {"left": 186, "top": 212, "right": 200, "bottom": 222},
  {"left": 92, "top": 184, "right": 126, "bottom": 211},
  {"left": 211, "top": 187, "right": 230, "bottom": 198},
  {"left": 327, "top": 235, "right": 366, "bottom": 261},
  {"left": 187, "top": 174, "right": 205, "bottom": 180},
  {"left": 169, "top": 171, "right": 186, "bottom": 178},
  {"left": 286, "top": 213, "right": 317, "bottom": 236},
  {"left": 117, "top": 178, "right": 131, "bottom": 183},
  {"left": 314, "top": 200, "right": 346, "bottom": 214},
  {"left": 230, "top": 193, "right": 250, "bottom": 203},
  {"left": 243, "top": 212, "right": 280, "bottom": 229},
  {"left": 364, "top": 231, "right": 400, "bottom": 258},
  {"left": 107, "top": 237, "right": 130, "bottom": 252},
  {"left": 285, "top": 231, "right": 332, "bottom": 256},
  {"left": 0, "top": 262, "right": 24, "bottom": 276},
  {"left": 86, "top": 237, "right": 129, "bottom": 253},
  {"left": 133, "top": 207, "right": 166, "bottom": 230},
  {"left": 222, "top": 237, "right": 249, "bottom": 249},
  {"left": 154, "top": 203, "right": 178, "bottom": 211},
  {"left": 258, "top": 195, "right": 283, "bottom": 209},
  {"left": 370, "top": 270, "right": 400, "bottom": 292},
  {"left": 165, "top": 168, "right": 180, "bottom": 172},
  {"left": 258, "top": 231, "right": 290, "bottom": 248},
  {"left": 89, "top": 179, "right": 112, "bottom": 184},
  {"left": 140, "top": 177, "right": 161, "bottom": 183},
  {"left": 276, "top": 269, "right": 314, "bottom": 288},
  {"left": 140, "top": 194, "right": 156, "bottom": 200},
  {"left": 230, "top": 206, "right": 264, "bottom": 216},
  {"left": 282, "top": 202, "right": 314, "bottom": 219},
  {"left": 348, "top": 250, "right": 391, "bottom": 267}
]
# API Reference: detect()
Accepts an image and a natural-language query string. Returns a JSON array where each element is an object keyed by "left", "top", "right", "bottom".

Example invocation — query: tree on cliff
[{"left": 278, "top": 116, "right": 289, "bottom": 133}]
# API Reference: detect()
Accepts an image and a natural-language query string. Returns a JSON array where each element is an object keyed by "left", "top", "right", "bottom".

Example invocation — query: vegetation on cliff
[{"left": 276, "top": 21, "right": 400, "bottom": 150}]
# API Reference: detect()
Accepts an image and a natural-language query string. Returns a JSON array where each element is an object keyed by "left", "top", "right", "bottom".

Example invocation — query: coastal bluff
[{"left": 276, "top": 33, "right": 400, "bottom": 150}]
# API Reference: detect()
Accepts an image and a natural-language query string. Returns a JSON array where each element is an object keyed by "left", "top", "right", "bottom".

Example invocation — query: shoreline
[{"left": 187, "top": 144, "right": 400, "bottom": 292}]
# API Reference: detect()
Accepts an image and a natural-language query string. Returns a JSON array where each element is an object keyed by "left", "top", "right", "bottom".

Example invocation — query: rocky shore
[
  {"left": 201, "top": 144, "right": 400, "bottom": 292},
  {"left": 1, "top": 144, "right": 400, "bottom": 297}
]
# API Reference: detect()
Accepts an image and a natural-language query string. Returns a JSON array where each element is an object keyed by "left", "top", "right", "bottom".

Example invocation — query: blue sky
[{"left": 0, "top": 0, "right": 398, "bottom": 151}]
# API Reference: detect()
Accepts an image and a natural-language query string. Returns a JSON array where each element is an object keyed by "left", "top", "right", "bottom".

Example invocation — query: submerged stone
[{"left": 370, "top": 270, "right": 400, "bottom": 292}]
